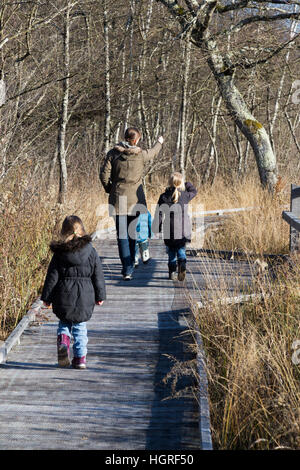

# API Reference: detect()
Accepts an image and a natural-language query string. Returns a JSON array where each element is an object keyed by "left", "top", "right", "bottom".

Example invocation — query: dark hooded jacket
[
  {"left": 100, "top": 141, "right": 162, "bottom": 215},
  {"left": 153, "top": 182, "right": 197, "bottom": 249},
  {"left": 41, "top": 235, "right": 106, "bottom": 323}
]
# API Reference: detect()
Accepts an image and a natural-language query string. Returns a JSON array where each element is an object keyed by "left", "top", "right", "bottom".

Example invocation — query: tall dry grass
[
  {"left": 193, "top": 175, "right": 290, "bottom": 254},
  {"left": 148, "top": 174, "right": 290, "bottom": 254},
  {"left": 193, "top": 259, "right": 300, "bottom": 449},
  {"left": 181, "top": 176, "right": 300, "bottom": 449}
]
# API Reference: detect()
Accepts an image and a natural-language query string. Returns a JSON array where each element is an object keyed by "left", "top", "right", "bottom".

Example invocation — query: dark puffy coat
[
  {"left": 154, "top": 182, "right": 197, "bottom": 249},
  {"left": 41, "top": 235, "right": 106, "bottom": 323}
]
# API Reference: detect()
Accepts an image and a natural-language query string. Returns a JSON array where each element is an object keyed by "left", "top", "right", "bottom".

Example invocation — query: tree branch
[
  {"left": 229, "top": 32, "right": 300, "bottom": 71},
  {"left": 218, "top": 10, "right": 300, "bottom": 36},
  {"left": 216, "top": 0, "right": 300, "bottom": 14},
  {"left": 0, "top": 1, "right": 79, "bottom": 50}
]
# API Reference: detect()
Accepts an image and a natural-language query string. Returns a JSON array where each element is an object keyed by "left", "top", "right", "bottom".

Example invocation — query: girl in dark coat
[
  {"left": 155, "top": 172, "right": 197, "bottom": 281},
  {"left": 41, "top": 215, "right": 106, "bottom": 369}
]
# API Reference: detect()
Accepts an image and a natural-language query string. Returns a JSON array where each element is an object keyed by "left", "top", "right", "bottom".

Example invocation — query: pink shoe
[
  {"left": 57, "top": 334, "right": 71, "bottom": 367},
  {"left": 72, "top": 356, "right": 86, "bottom": 369}
]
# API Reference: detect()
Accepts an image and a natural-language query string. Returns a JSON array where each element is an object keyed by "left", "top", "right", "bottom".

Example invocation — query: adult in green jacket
[{"left": 100, "top": 127, "right": 163, "bottom": 280}]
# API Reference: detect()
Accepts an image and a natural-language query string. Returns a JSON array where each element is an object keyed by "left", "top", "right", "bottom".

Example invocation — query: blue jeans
[
  {"left": 57, "top": 321, "right": 88, "bottom": 358},
  {"left": 167, "top": 246, "right": 186, "bottom": 272},
  {"left": 115, "top": 215, "right": 137, "bottom": 275}
]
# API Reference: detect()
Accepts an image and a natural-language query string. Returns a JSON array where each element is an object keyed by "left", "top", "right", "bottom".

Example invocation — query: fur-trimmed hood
[
  {"left": 50, "top": 234, "right": 93, "bottom": 266},
  {"left": 41, "top": 234, "right": 106, "bottom": 322},
  {"left": 114, "top": 141, "right": 142, "bottom": 156}
]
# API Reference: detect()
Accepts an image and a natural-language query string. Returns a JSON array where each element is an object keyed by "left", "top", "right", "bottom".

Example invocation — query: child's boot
[
  {"left": 178, "top": 259, "right": 186, "bottom": 281},
  {"left": 57, "top": 334, "right": 71, "bottom": 367},
  {"left": 72, "top": 356, "right": 87, "bottom": 370}
]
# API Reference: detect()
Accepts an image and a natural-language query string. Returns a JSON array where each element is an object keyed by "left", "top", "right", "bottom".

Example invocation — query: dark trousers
[{"left": 115, "top": 215, "right": 138, "bottom": 275}]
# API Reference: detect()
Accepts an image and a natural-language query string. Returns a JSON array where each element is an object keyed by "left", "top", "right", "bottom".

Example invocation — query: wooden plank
[
  {"left": 186, "top": 247, "right": 288, "bottom": 263},
  {"left": 282, "top": 184, "right": 300, "bottom": 252},
  {"left": 192, "top": 206, "right": 255, "bottom": 216},
  {"left": 197, "top": 292, "right": 268, "bottom": 309},
  {"left": 0, "top": 299, "right": 43, "bottom": 364},
  {"left": 282, "top": 210, "right": 300, "bottom": 242}
]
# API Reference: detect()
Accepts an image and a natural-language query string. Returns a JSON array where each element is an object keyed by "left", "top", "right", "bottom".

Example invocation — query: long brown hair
[
  {"left": 168, "top": 172, "right": 185, "bottom": 203},
  {"left": 60, "top": 215, "right": 86, "bottom": 242},
  {"left": 124, "top": 127, "right": 141, "bottom": 145}
]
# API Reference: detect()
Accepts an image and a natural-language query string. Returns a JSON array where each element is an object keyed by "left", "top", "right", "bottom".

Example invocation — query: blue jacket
[{"left": 136, "top": 211, "right": 152, "bottom": 243}]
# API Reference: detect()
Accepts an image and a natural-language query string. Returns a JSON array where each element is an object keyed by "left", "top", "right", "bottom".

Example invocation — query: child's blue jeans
[
  {"left": 57, "top": 320, "right": 88, "bottom": 357},
  {"left": 167, "top": 246, "right": 186, "bottom": 272}
]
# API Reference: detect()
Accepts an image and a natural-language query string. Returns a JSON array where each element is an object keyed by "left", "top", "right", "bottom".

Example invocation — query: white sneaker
[
  {"left": 139, "top": 241, "right": 150, "bottom": 263},
  {"left": 142, "top": 248, "right": 150, "bottom": 263}
]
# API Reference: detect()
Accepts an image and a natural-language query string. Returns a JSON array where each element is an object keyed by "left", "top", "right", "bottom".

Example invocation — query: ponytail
[
  {"left": 60, "top": 215, "right": 86, "bottom": 242},
  {"left": 168, "top": 172, "right": 185, "bottom": 203}
]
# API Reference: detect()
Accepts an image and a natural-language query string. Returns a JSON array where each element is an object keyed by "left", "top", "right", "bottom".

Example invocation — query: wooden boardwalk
[{"left": 0, "top": 235, "right": 254, "bottom": 450}]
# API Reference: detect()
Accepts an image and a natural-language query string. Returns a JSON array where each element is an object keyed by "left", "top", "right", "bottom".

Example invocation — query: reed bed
[
  {"left": 192, "top": 257, "right": 300, "bottom": 449},
  {"left": 183, "top": 176, "right": 300, "bottom": 449}
]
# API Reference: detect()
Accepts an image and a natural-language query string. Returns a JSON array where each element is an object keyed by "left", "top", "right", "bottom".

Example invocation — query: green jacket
[{"left": 100, "top": 141, "right": 162, "bottom": 215}]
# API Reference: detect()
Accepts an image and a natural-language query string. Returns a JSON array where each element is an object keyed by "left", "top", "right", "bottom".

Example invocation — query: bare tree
[
  {"left": 103, "top": 0, "right": 111, "bottom": 154},
  {"left": 156, "top": 0, "right": 300, "bottom": 190},
  {"left": 57, "top": 1, "right": 72, "bottom": 204}
]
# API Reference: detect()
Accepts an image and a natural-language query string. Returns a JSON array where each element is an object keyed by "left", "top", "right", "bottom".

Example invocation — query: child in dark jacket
[
  {"left": 41, "top": 215, "right": 106, "bottom": 369},
  {"left": 155, "top": 172, "right": 197, "bottom": 281}
]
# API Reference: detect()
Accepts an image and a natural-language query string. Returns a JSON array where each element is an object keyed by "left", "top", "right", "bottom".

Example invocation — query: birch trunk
[
  {"left": 138, "top": 0, "right": 154, "bottom": 148},
  {"left": 179, "top": 39, "right": 191, "bottom": 178},
  {"left": 204, "top": 37, "right": 278, "bottom": 190},
  {"left": 124, "top": 4, "right": 134, "bottom": 130},
  {"left": 173, "top": 105, "right": 181, "bottom": 172},
  {"left": 103, "top": 0, "right": 111, "bottom": 154},
  {"left": 268, "top": 17, "right": 297, "bottom": 160},
  {"left": 203, "top": 90, "right": 221, "bottom": 183},
  {"left": 57, "top": 2, "right": 70, "bottom": 204}
]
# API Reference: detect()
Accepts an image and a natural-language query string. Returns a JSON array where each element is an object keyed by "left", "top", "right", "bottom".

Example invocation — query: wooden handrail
[
  {"left": 282, "top": 184, "right": 300, "bottom": 252},
  {"left": 282, "top": 211, "right": 300, "bottom": 232},
  {"left": 191, "top": 206, "right": 254, "bottom": 217}
]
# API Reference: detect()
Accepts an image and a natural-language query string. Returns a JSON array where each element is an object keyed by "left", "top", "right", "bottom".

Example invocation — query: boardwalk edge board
[
  {"left": 187, "top": 247, "right": 289, "bottom": 263},
  {"left": 195, "top": 330, "right": 213, "bottom": 450},
  {"left": 0, "top": 298, "right": 43, "bottom": 364}
]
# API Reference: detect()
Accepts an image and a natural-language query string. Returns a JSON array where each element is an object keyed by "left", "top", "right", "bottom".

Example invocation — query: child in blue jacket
[{"left": 135, "top": 210, "right": 152, "bottom": 266}]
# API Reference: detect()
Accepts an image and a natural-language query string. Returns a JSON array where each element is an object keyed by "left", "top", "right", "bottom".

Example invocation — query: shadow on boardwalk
[{"left": 146, "top": 308, "right": 198, "bottom": 450}]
